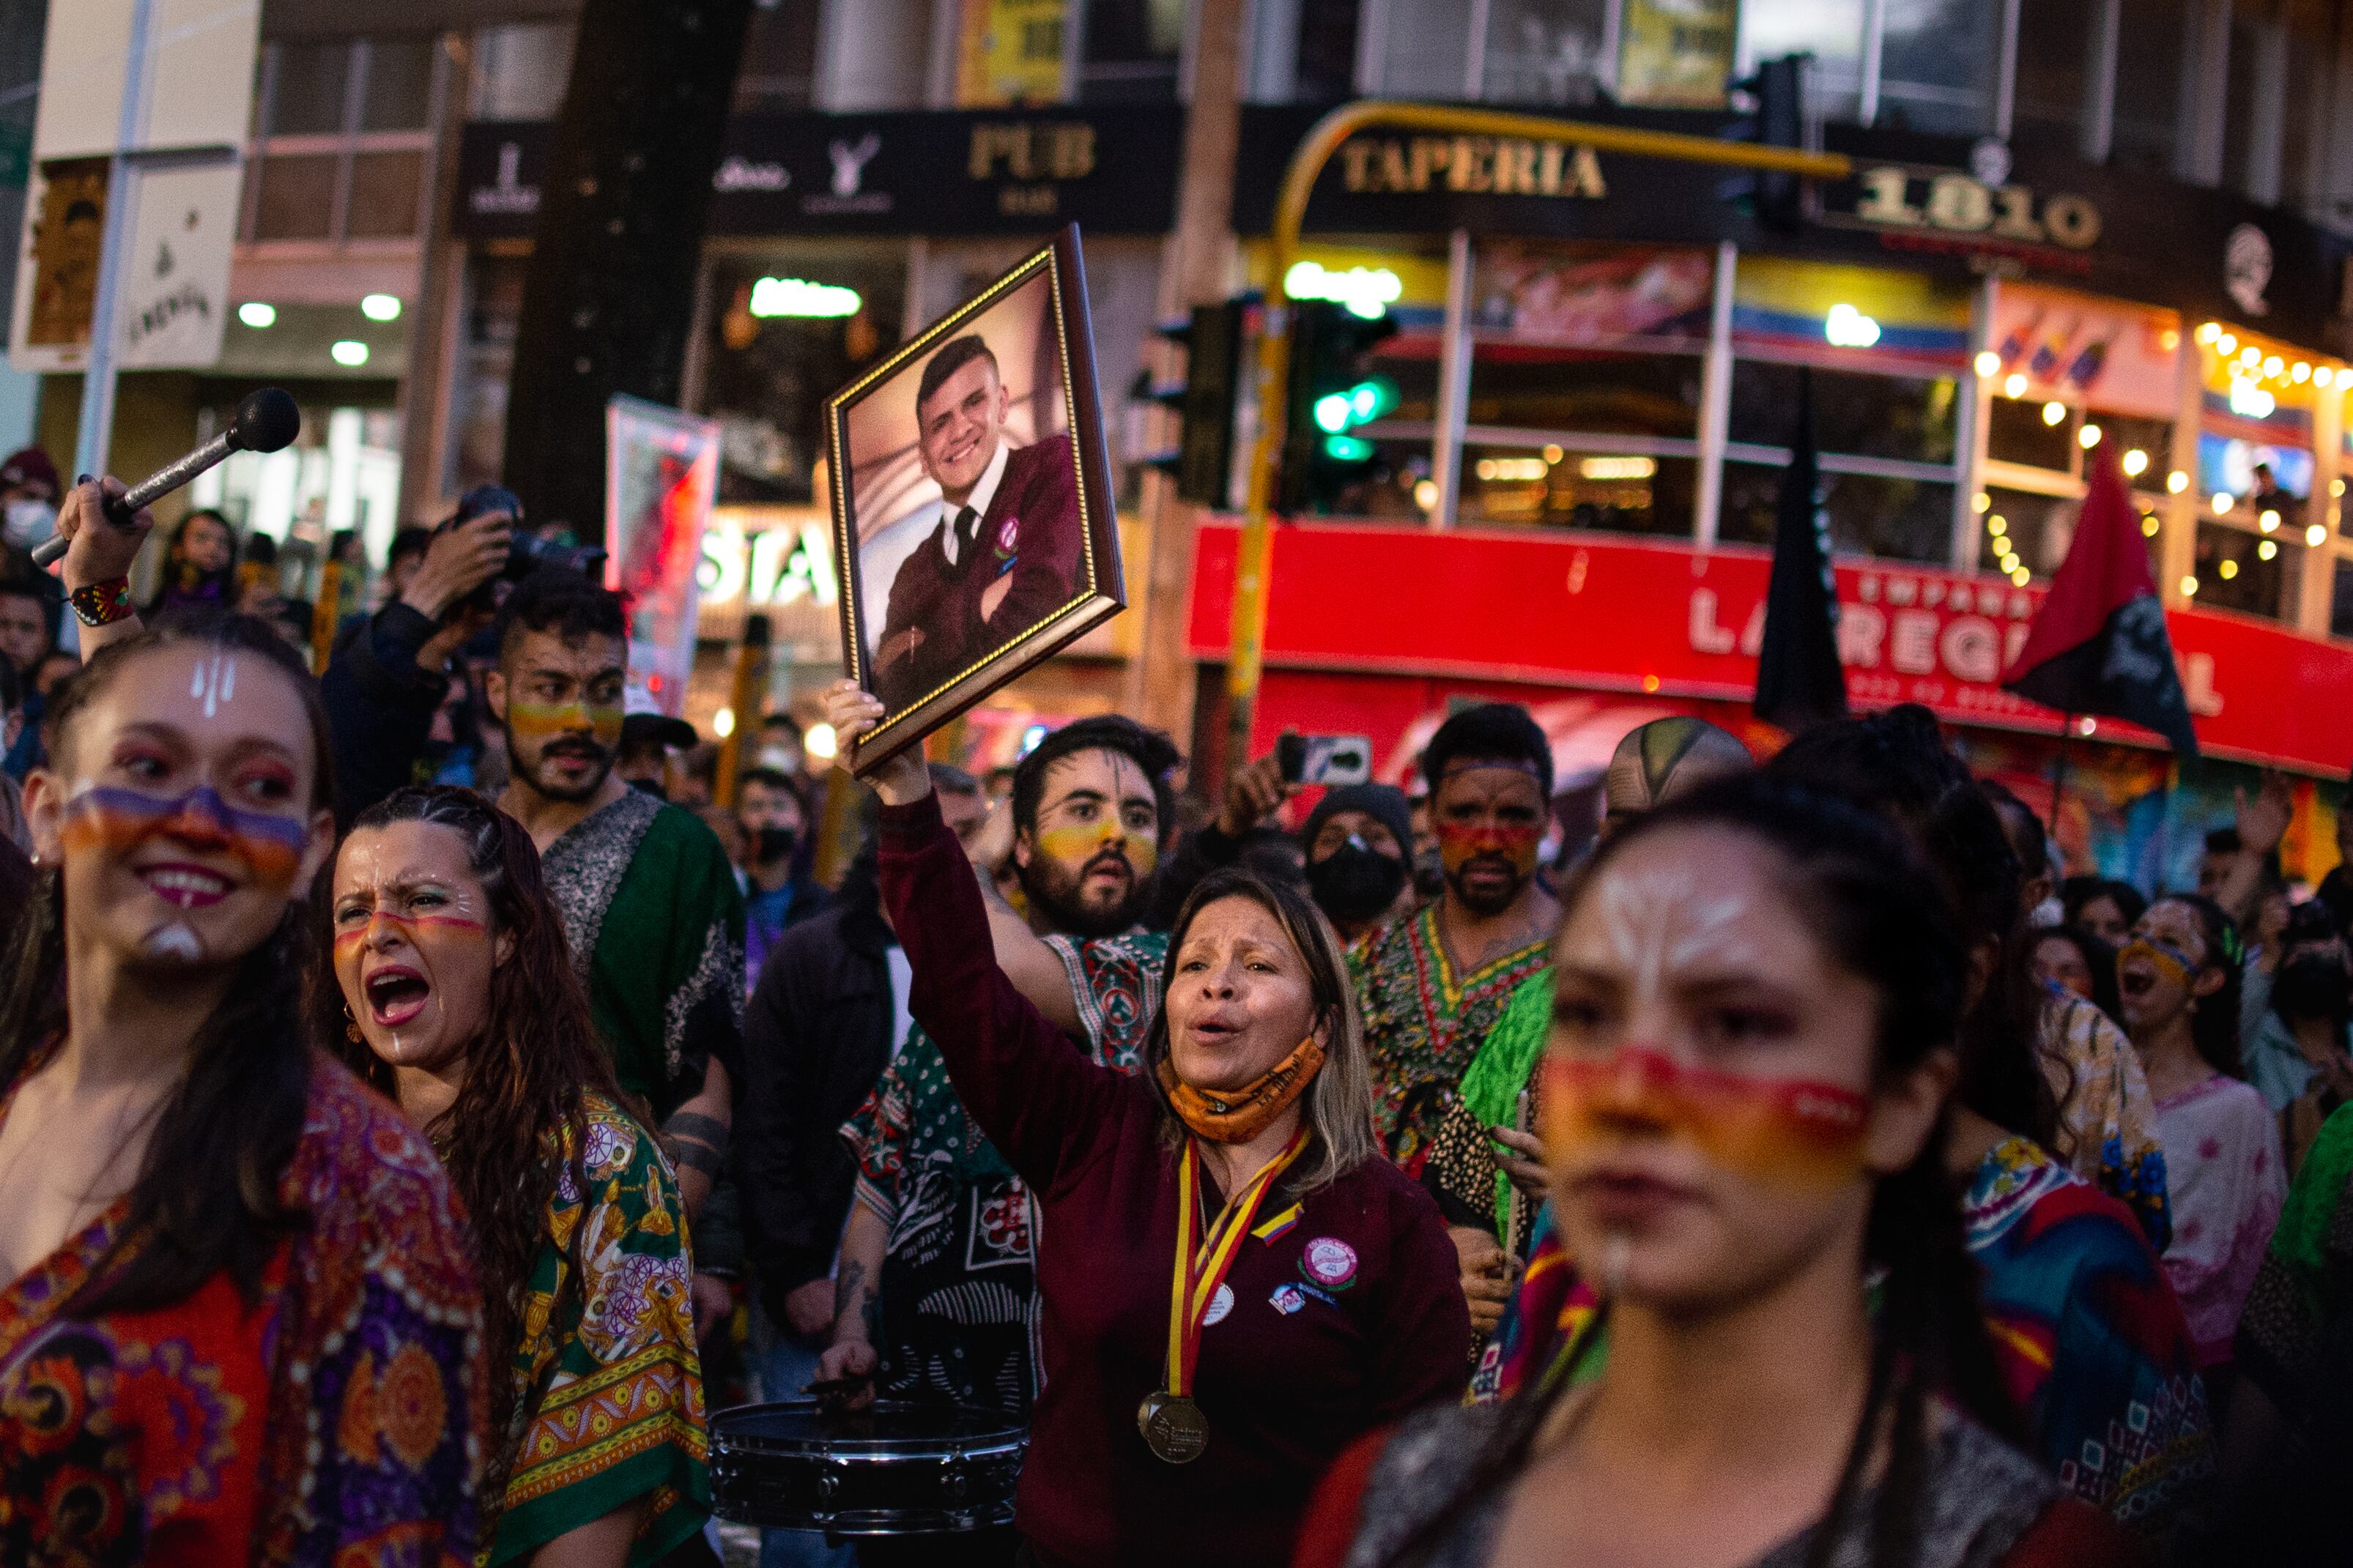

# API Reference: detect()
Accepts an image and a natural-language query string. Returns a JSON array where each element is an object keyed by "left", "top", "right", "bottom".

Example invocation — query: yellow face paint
[
  {"left": 1036, "top": 818, "right": 1157, "bottom": 878},
  {"left": 506, "top": 699, "right": 624, "bottom": 748},
  {"left": 1541, "top": 1047, "right": 1872, "bottom": 1192}
]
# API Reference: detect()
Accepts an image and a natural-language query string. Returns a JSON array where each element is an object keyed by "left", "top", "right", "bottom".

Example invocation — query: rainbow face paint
[
  {"left": 332, "top": 910, "right": 488, "bottom": 961},
  {"left": 2119, "top": 935, "right": 2196, "bottom": 988},
  {"left": 505, "top": 699, "right": 624, "bottom": 748},
  {"left": 1540, "top": 1047, "right": 1872, "bottom": 1192},
  {"left": 61, "top": 784, "right": 308, "bottom": 894}
]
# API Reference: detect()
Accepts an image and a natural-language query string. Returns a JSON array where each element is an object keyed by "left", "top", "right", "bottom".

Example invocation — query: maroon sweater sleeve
[
  {"left": 1368, "top": 1175, "right": 1479, "bottom": 1419},
  {"left": 877, "top": 791, "right": 1131, "bottom": 1192}
]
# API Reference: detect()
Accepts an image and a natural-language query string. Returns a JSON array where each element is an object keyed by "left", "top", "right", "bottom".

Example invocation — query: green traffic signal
[
  {"left": 1323, "top": 434, "right": 1375, "bottom": 462},
  {"left": 1313, "top": 393, "right": 1355, "bottom": 434}
]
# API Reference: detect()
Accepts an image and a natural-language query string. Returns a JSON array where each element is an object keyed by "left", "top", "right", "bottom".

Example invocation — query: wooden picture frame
[{"left": 826, "top": 223, "right": 1124, "bottom": 776}]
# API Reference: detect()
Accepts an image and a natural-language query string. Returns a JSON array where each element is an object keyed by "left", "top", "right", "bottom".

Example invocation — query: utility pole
[
  {"left": 1124, "top": 0, "right": 1245, "bottom": 768},
  {"left": 71, "top": 0, "right": 152, "bottom": 483}
]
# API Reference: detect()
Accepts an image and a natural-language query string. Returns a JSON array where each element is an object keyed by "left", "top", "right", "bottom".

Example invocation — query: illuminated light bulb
[
  {"left": 361, "top": 294, "right": 401, "bottom": 322},
  {"left": 804, "top": 723, "right": 838, "bottom": 760},
  {"left": 2004, "top": 373, "right": 2028, "bottom": 398},
  {"left": 2319, "top": 367, "right": 2337, "bottom": 388},
  {"left": 2195, "top": 322, "right": 2220, "bottom": 344},
  {"left": 2141, "top": 515, "right": 2160, "bottom": 538},
  {"left": 2212, "top": 492, "right": 2234, "bottom": 514},
  {"left": 2260, "top": 510, "right": 2280, "bottom": 532},
  {"left": 2218, "top": 558, "right": 2239, "bottom": 579},
  {"left": 2180, "top": 576, "right": 2200, "bottom": 595},
  {"left": 1987, "top": 514, "right": 2008, "bottom": 535},
  {"left": 2240, "top": 345, "right": 2260, "bottom": 365},
  {"left": 2264, "top": 355, "right": 2283, "bottom": 378},
  {"left": 1974, "top": 350, "right": 2001, "bottom": 377},
  {"left": 330, "top": 340, "right": 368, "bottom": 366},
  {"left": 2335, "top": 478, "right": 2347, "bottom": 497},
  {"left": 2122, "top": 448, "right": 2149, "bottom": 476},
  {"left": 2309, "top": 522, "right": 2330, "bottom": 546},
  {"left": 2041, "top": 401, "right": 2067, "bottom": 426},
  {"left": 2079, "top": 423, "right": 2102, "bottom": 448},
  {"left": 2216, "top": 332, "right": 2237, "bottom": 354},
  {"left": 2078, "top": 716, "right": 2098, "bottom": 736},
  {"left": 237, "top": 301, "right": 276, "bottom": 329},
  {"left": 2294, "top": 362, "right": 2311, "bottom": 382},
  {"left": 1543, "top": 444, "right": 1563, "bottom": 464},
  {"left": 1412, "top": 478, "right": 1438, "bottom": 511},
  {"left": 2258, "top": 538, "right": 2278, "bottom": 560},
  {"left": 2011, "top": 566, "right": 2031, "bottom": 586},
  {"left": 1974, "top": 491, "right": 1990, "bottom": 513},
  {"left": 2166, "top": 469, "right": 2189, "bottom": 494},
  {"left": 712, "top": 707, "right": 735, "bottom": 738},
  {"left": 1641, "top": 675, "right": 1661, "bottom": 694}
]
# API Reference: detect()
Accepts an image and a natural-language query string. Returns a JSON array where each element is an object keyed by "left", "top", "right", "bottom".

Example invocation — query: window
[
  {"left": 2111, "top": 0, "right": 2190, "bottom": 177},
  {"left": 471, "top": 22, "right": 574, "bottom": 120},
  {"left": 736, "top": 0, "right": 822, "bottom": 112},
  {"left": 248, "top": 37, "right": 441, "bottom": 245},
  {"left": 1079, "top": 0, "right": 1186, "bottom": 102},
  {"left": 1458, "top": 442, "right": 1697, "bottom": 537},
  {"left": 1478, "top": 0, "right": 1609, "bottom": 106},
  {"left": 1877, "top": 0, "right": 2001, "bottom": 134},
  {"left": 2333, "top": 559, "right": 2353, "bottom": 639},
  {"left": 1719, "top": 467, "right": 1954, "bottom": 563},
  {"left": 2013, "top": 1, "right": 2092, "bottom": 151},
  {"left": 2191, "top": 518, "right": 2297, "bottom": 621},
  {"left": 1737, "top": 0, "right": 1865, "bottom": 120}
]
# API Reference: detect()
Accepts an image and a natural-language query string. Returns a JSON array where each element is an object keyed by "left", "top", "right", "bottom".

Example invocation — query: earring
[{"left": 343, "top": 1004, "right": 362, "bottom": 1043}]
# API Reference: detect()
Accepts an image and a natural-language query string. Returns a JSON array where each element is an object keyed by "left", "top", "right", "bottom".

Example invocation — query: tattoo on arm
[
  {"left": 834, "top": 1260, "right": 880, "bottom": 1342},
  {"left": 664, "top": 1110, "right": 729, "bottom": 1148},
  {"left": 665, "top": 1137, "right": 722, "bottom": 1178}
]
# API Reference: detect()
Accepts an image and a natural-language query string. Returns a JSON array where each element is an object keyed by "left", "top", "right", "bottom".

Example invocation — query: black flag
[{"left": 1754, "top": 371, "right": 1848, "bottom": 732}]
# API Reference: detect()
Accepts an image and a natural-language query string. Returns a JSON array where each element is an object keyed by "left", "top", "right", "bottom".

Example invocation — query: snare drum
[{"left": 710, "top": 1400, "right": 1027, "bottom": 1536}]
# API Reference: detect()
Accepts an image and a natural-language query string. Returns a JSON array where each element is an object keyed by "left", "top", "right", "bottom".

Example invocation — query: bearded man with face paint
[
  {"left": 486, "top": 571, "right": 745, "bottom": 1219},
  {"left": 1348, "top": 704, "right": 1560, "bottom": 1174},
  {"left": 831, "top": 714, "right": 1182, "bottom": 1424}
]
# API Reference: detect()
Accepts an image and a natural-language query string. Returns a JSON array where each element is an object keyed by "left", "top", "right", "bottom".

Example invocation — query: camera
[{"left": 442, "top": 485, "right": 609, "bottom": 582}]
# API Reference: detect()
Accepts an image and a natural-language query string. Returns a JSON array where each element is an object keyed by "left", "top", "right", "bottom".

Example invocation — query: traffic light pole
[{"left": 1220, "top": 100, "right": 1853, "bottom": 776}]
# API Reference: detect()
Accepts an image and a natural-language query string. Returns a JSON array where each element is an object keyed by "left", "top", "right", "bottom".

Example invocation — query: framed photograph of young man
[{"left": 826, "top": 224, "right": 1123, "bottom": 775}]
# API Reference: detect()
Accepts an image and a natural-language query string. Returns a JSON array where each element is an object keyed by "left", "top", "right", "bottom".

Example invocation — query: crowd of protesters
[{"left": 2, "top": 459, "right": 2352, "bottom": 1568}]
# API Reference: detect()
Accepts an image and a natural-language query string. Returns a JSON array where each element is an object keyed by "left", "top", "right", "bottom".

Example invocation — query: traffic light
[
  {"left": 1133, "top": 298, "right": 1249, "bottom": 508},
  {"left": 1741, "top": 53, "right": 1811, "bottom": 232},
  {"left": 1281, "top": 299, "right": 1398, "bottom": 514}
]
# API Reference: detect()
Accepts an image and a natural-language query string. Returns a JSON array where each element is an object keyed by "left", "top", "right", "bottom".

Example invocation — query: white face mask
[
  {"left": 757, "top": 743, "right": 802, "bottom": 775},
  {"left": 3, "top": 499, "right": 55, "bottom": 548}
]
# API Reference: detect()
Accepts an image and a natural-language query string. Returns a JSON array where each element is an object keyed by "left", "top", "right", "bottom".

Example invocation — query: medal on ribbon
[{"left": 1139, "top": 1127, "right": 1310, "bottom": 1464}]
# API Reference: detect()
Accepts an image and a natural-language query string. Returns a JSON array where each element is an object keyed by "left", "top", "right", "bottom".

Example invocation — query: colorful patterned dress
[
  {"left": 1965, "top": 1136, "right": 2212, "bottom": 1533},
  {"left": 1349, "top": 907, "right": 1549, "bottom": 1172},
  {"left": 0, "top": 1051, "right": 488, "bottom": 1566},
  {"left": 2038, "top": 993, "right": 2172, "bottom": 1252},
  {"left": 490, "top": 1090, "right": 708, "bottom": 1566},
  {"left": 840, "top": 930, "right": 1166, "bottom": 1416},
  {"left": 2153, "top": 1072, "right": 2286, "bottom": 1368}
]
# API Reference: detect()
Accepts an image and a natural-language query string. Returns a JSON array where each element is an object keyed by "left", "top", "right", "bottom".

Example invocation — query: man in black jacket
[
  {"left": 319, "top": 507, "right": 511, "bottom": 826},
  {"left": 735, "top": 837, "right": 899, "bottom": 1527}
]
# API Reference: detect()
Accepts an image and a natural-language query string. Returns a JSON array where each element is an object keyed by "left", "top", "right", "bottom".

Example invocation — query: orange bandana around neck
[{"left": 1160, "top": 1036, "right": 1327, "bottom": 1143}]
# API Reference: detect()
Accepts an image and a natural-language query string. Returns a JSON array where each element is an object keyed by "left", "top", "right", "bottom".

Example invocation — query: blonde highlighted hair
[{"left": 1141, "top": 868, "right": 1379, "bottom": 1192}]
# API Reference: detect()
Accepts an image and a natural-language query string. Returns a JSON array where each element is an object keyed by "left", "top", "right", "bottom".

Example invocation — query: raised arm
[
  {"left": 823, "top": 680, "right": 1130, "bottom": 1191},
  {"left": 56, "top": 478, "right": 155, "bottom": 657}
]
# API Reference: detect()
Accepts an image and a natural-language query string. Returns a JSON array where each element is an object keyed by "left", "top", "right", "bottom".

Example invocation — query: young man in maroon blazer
[{"left": 871, "top": 333, "right": 1082, "bottom": 712}]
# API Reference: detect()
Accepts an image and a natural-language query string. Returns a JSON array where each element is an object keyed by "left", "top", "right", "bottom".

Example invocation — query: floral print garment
[
  {"left": 1349, "top": 907, "right": 1549, "bottom": 1173},
  {"left": 493, "top": 1090, "right": 708, "bottom": 1567},
  {"left": 2039, "top": 994, "right": 2172, "bottom": 1253},
  {"left": 2154, "top": 1073, "right": 2286, "bottom": 1367},
  {"left": 0, "top": 1052, "right": 488, "bottom": 1567},
  {"left": 841, "top": 930, "right": 1166, "bottom": 1416}
]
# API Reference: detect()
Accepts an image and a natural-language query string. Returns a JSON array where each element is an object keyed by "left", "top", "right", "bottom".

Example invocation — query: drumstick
[{"left": 1505, "top": 1085, "right": 1532, "bottom": 1257}]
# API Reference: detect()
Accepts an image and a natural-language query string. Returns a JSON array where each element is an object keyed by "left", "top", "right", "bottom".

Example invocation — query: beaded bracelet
[{"left": 69, "top": 576, "right": 136, "bottom": 627}]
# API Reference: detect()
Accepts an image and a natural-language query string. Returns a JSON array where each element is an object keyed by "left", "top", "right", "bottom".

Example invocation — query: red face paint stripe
[
  {"left": 63, "top": 787, "right": 306, "bottom": 885},
  {"left": 1541, "top": 1047, "right": 1872, "bottom": 1189}
]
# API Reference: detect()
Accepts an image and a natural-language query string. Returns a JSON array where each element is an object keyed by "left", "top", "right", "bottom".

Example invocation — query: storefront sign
[
  {"left": 454, "top": 108, "right": 1183, "bottom": 242},
  {"left": 1828, "top": 163, "right": 2102, "bottom": 258},
  {"left": 1184, "top": 520, "right": 2353, "bottom": 775},
  {"left": 1233, "top": 103, "right": 1740, "bottom": 244},
  {"left": 1987, "top": 282, "right": 2179, "bottom": 421}
]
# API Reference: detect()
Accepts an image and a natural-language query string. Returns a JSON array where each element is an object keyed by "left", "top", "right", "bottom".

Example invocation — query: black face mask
[
  {"left": 2274, "top": 951, "right": 2352, "bottom": 1023},
  {"left": 1307, "top": 836, "right": 1409, "bottom": 927},
  {"left": 752, "top": 825, "right": 798, "bottom": 865}
]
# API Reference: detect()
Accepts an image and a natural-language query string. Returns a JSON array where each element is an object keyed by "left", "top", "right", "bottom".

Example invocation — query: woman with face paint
[
  {"left": 0, "top": 614, "right": 489, "bottom": 1562},
  {"left": 1296, "top": 776, "right": 2141, "bottom": 1568},
  {"left": 141, "top": 507, "right": 241, "bottom": 620},
  {"left": 2120, "top": 894, "right": 2285, "bottom": 1386},
  {"left": 822, "top": 680, "right": 1468, "bottom": 1568},
  {"left": 324, "top": 786, "right": 710, "bottom": 1566}
]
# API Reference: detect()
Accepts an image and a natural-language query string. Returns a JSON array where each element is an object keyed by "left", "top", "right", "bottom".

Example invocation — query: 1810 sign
[{"left": 1848, "top": 166, "right": 2102, "bottom": 250}]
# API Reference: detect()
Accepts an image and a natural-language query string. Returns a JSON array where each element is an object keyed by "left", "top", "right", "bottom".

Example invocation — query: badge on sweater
[
  {"left": 1203, "top": 1282, "right": 1234, "bottom": 1326},
  {"left": 1300, "top": 1236, "right": 1358, "bottom": 1291},
  {"left": 1270, "top": 1282, "right": 1307, "bottom": 1315}
]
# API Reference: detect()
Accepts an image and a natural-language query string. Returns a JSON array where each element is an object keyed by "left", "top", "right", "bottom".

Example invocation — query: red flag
[{"left": 2001, "top": 451, "right": 2198, "bottom": 756}]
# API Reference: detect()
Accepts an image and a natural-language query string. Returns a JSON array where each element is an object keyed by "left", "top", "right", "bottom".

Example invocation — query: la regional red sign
[{"left": 1184, "top": 521, "right": 2353, "bottom": 776}]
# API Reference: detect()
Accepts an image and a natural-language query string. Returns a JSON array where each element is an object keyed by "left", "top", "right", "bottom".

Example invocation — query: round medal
[
  {"left": 1138, "top": 1391, "right": 1211, "bottom": 1464},
  {"left": 1203, "top": 1282, "right": 1235, "bottom": 1326},
  {"left": 1300, "top": 1236, "right": 1359, "bottom": 1290}
]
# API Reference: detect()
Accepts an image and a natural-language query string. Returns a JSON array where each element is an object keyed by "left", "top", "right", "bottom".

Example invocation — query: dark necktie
[{"left": 954, "top": 505, "right": 980, "bottom": 563}]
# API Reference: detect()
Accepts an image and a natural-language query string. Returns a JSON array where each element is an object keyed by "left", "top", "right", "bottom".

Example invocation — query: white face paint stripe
[{"left": 1595, "top": 858, "right": 1762, "bottom": 1017}]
